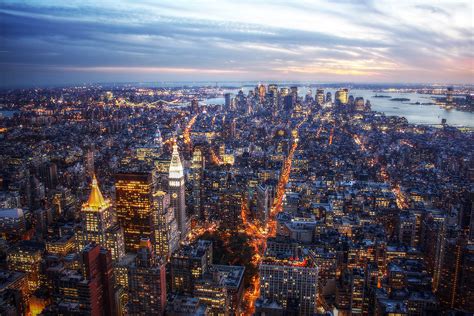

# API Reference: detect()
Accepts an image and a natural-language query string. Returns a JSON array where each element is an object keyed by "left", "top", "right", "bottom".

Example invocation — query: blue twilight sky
[{"left": 0, "top": 0, "right": 473, "bottom": 87}]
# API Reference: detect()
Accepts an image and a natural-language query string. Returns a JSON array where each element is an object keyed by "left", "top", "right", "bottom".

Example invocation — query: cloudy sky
[{"left": 0, "top": 0, "right": 473, "bottom": 86}]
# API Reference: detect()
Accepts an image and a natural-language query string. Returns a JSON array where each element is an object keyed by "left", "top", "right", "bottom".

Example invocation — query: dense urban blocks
[{"left": 0, "top": 83, "right": 473, "bottom": 315}]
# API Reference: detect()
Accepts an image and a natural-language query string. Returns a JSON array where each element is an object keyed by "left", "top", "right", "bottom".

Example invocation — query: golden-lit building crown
[{"left": 84, "top": 174, "right": 108, "bottom": 210}]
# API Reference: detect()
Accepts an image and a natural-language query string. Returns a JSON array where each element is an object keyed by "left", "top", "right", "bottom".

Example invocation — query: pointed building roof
[
  {"left": 154, "top": 127, "right": 163, "bottom": 146},
  {"left": 85, "top": 174, "right": 107, "bottom": 210},
  {"left": 169, "top": 142, "right": 184, "bottom": 179}
]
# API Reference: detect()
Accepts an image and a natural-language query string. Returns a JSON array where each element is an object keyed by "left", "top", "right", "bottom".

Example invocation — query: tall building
[
  {"left": 81, "top": 244, "right": 116, "bottom": 316},
  {"left": 335, "top": 88, "right": 349, "bottom": 105},
  {"left": 80, "top": 175, "right": 113, "bottom": 246},
  {"left": 191, "top": 98, "right": 199, "bottom": 114},
  {"left": 116, "top": 169, "right": 155, "bottom": 252},
  {"left": 169, "top": 143, "right": 187, "bottom": 240},
  {"left": 316, "top": 89, "right": 325, "bottom": 105},
  {"left": 191, "top": 147, "right": 205, "bottom": 219},
  {"left": 446, "top": 86, "right": 454, "bottom": 105},
  {"left": 326, "top": 92, "right": 332, "bottom": 103},
  {"left": 7, "top": 241, "right": 43, "bottom": 292},
  {"left": 127, "top": 238, "right": 167, "bottom": 316},
  {"left": 258, "top": 84, "right": 266, "bottom": 102},
  {"left": 170, "top": 239, "right": 213, "bottom": 294},
  {"left": 284, "top": 95, "right": 294, "bottom": 112},
  {"left": 436, "top": 232, "right": 472, "bottom": 310},
  {"left": 152, "top": 191, "right": 179, "bottom": 259},
  {"left": 259, "top": 241, "right": 318, "bottom": 315},
  {"left": 268, "top": 84, "right": 278, "bottom": 95},
  {"left": 78, "top": 175, "right": 125, "bottom": 261},
  {"left": 85, "top": 145, "right": 95, "bottom": 177},
  {"left": 44, "top": 244, "right": 116, "bottom": 315},
  {"left": 224, "top": 93, "right": 232, "bottom": 108}
]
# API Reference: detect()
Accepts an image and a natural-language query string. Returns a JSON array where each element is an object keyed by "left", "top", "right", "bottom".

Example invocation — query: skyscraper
[
  {"left": 316, "top": 89, "right": 325, "bottom": 105},
  {"left": 191, "top": 147, "right": 205, "bottom": 219},
  {"left": 127, "top": 238, "right": 167, "bottom": 316},
  {"left": 116, "top": 169, "right": 155, "bottom": 252},
  {"left": 335, "top": 88, "right": 349, "bottom": 105},
  {"left": 191, "top": 98, "right": 199, "bottom": 114},
  {"left": 81, "top": 244, "right": 116, "bottom": 316},
  {"left": 446, "top": 86, "right": 454, "bottom": 105},
  {"left": 78, "top": 175, "right": 125, "bottom": 261},
  {"left": 168, "top": 143, "right": 187, "bottom": 240},
  {"left": 80, "top": 175, "right": 113, "bottom": 245},
  {"left": 224, "top": 93, "right": 232, "bottom": 108},
  {"left": 152, "top": 191, "right": 179, "bottom": 259}
]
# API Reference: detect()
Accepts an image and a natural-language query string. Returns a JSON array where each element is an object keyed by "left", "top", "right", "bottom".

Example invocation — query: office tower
[
  {"left": 459, "top": 244, "right": 474, "bottom": 311},
  {"left": 421, "top": 212, "right": 446, "bottom": 290},
  {"left": 7, "top": 241, "right": 43, "bottom": 292},
  {"left": 446, "top": 86, "right": 454, "bottom": 104},
  {"left": 355, "top": 97, "right": 365, "bottom": 110},
  {"left": 290, "top": 86, "right": 298, "bottom": 100},
  {"left": 326, "top": 92, "right": 332, "bottom": 103},
  {"left": 350, "top": 268, "right": 367, "bottom": 315},
  {"left": 170, "top": 239, "right": 213, "bottom": 294},
  {"left": 348, "top": 95, "right": 354, "bottom": 105},
  {"left": 268, "top": 84, "right": 278, "bottom": 95},
  {"left": 85, "top": 146, "right": 95, "bottom": 177},
  {"left": 78, "top": 175, "right": 125, "bottom": 261},
  {"left": 436, "top": 232, "right": 471, "bottom": 310},
  {"left": 258, "top": 84, "right": 266, "bottom": 102},
  {"left": 152, "top": 191, "right": 179, "bottom": 259},
  {"left": 169, "top": 143, "right": 187, "bottom": 240},
  {"left": 191, "top": 147, "right": 205, "bottom": 219},
  {"left": 191, "top": 98, "right": 199, "bottom": 114},
  {"left": 44, "top": 245, "right": 116, "bottom": 315},
  {"left": 116, "top": 169, "right": 155, "bottom": 252},
  {"left": 398, "top": 213, "right": 417, "bottom": 246},
  {"left": 280, "top": 87, "right": 289, "bottom": 96},
  {"left": 81, "top": 244, "right": 116, "bottom": 316},
  {"left": 335, "top": 88, "right": 349, "bottom": 105},
  {"left": 38, "top": 161, "right": 58, "bottom": 189},
  {"left": 80, "top": 175, "right": 113, "bottom": 245},
  {"left": 127, "top": 238, "right": 167, "bottom": 316},
  {"left": 219, "top": 187, "right": 242, "bottom": 231},
  {"left": 224, "top": 93, "right": 232, "bottom": 108},
  {"left": 284, "top": 95, "right": 294, "bottom": 112},
  {"left": 316, "top": 89, "right": 325, "bottom": 105}
]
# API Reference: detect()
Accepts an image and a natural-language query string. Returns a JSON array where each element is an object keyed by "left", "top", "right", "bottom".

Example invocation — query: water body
[
  {"left": 0, "top": 110, "right": 19, "bottom": 118},
  {"left": 205, "top": 88, "right": 474, "bottom": 128}
]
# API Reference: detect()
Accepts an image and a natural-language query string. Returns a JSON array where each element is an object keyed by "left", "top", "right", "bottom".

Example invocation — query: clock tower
[{"left": 168, "top": 142, "right": 187, "bottom": 240}]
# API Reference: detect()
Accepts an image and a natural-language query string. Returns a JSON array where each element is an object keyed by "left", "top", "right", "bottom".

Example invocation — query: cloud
[{"left": 0, "top": 0, "right": 472, "bottom": 86}]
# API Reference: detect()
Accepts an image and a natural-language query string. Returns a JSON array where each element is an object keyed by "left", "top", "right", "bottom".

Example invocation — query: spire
[
  {"left": 86, "top": 174, "right": 107, "bottom": 210},
  {"left": 154, "top": 127, "right": 163, "bottom": 146},
  {"left": 169, "top": 141, "right": 184, "bottom": 179}
]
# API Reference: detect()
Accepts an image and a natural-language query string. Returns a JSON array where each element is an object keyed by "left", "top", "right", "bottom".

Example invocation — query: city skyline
[{"left": 1, "top": 0, "right": 473, "bottom": 87}]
